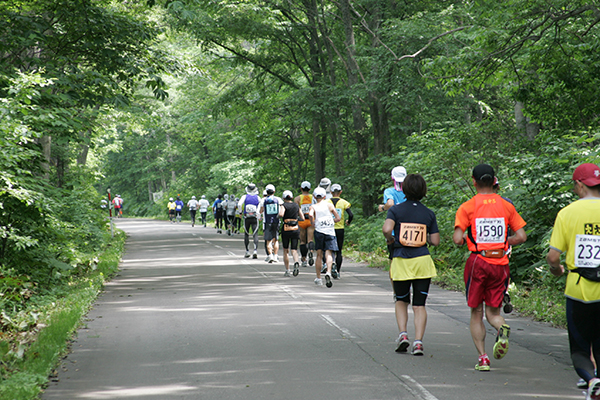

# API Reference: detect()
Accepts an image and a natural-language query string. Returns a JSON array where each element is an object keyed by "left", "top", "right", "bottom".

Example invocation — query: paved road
[{"left": 42, "top": 219, "right": 583, "bottom": 400}]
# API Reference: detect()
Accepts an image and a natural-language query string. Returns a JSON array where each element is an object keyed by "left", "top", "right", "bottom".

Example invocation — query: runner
[
  {"left": 223, "top": 194, "right": 231, "bottom": 233},
  {"left": 318, "top": 177, "right": 333, "bottom": 199},
  {"left": 453, "top": 164, "right": 527, "bottom": 372},
  {"left": 259, "top": 184, "right": 283, "bottom": 263},
  {"left": 379, "top": 166, "right": 408, "bottom": 262},
  {"left": 213, "top": 194, "right": 224, "bottom": 233},
  {"left": 237, "top": 184, "right": 261, "bottom": 259},
  {"left": 167, "top": 197, "right": 176, "bottom": 223},
  {"left": 261, "top": 189, "right": 269, "bottom": 261},
  {"left": 112, "top": 194, "right": 124, "bottom": 217},
  {"left": 175, "top": 196, "right": 184, "bottom": 223},
  {"left": 328, "top": 184, "right": 353, "bottom": 279},
  {"left": 546, "top": 163, "right": 600, "bottom": 400},
  {"left": 309, "top": 187, "right": 340, "bottom": 288},
  {"left": 295, "top": 181, "right": 315, "bottom": 268},
  {"left": 378, "top": 166, "right": 407, "bottom": 212},
  {"left": 278, "top": 190, "right": 305, "bottom": 277},
  {"left": 187, "top": 196, "right": 199, "bottom": 227},
  {"left": 226, "top": 194, "right": 237, "bottom": 236},
  {"left": 382, "top": 174, "right": 439, "bottom": 356},
  {"left": 199, "top": 195, "right": 210, "bottom": 227}
]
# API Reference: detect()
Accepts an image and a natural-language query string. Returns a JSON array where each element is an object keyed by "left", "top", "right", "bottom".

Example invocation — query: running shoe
[
  {"left": 324, "top": 273, "right": 332, "bottom": 288},
  {"left": 301, "top": 260, "right": 308, "bottom": 268},
  {"left": 493, "top": 324, "right": 510, "bottom": 359},
  {"left": 293, "top": 262, "right": 299, "bottom": 277},
  {"left": 475, "top": 355, "right": 491, "bottom": 371},
  {"left": 268, "top": 254, "right": 275, "bottom": 263},
  {"left": 273, "top": 255, "right": 279, "bottom": 263},
  {"left": 244, "top": 251, "right": 250, "bottom": 258},
  {"left": 395, "top": 332, "right": 409, "bottom": 353},
  {"left": 284, "top": 270, "right": 291, "bottom": 277},
  {"left": 308, "top": 251, "right": 314, "bottom": 266},
  {"left": 252, "top": 251, "right": 258, "bottom": 259},
  {"left": 578, "top": 378, "right": 589, "bottom": 389},
  {"left": 411, "top": 341, "right": 424, "bottom": 356},
  {"left": 587, "top": 378, "right": 600, "bottom": 400},
  {"left": 314, "top": 278, "right": 323, "bottom": 286},
  {"left": 332, "top": 265, "right": 338, "bottom": 279},
  {"left": 321, "top": 265, "right": 327, "bottom": 274}
]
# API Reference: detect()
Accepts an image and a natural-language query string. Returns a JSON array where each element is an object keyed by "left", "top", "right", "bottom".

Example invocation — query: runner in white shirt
[
  {"left": 187, "top": 196, "right": 199, "bottom": 227},
  {"left": 199, "top": 195, "right": 210, "bottom": 227},
  {"left": 309, "top": 187, "right": 340, "bottom": 288}
]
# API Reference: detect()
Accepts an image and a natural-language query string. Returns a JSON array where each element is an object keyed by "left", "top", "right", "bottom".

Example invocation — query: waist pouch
[
  {"left": 473, "top": 249, "right": 505, "bottom": 259},
  {"left": 284, "top": 219, "right": 299, "bottom": 231}
]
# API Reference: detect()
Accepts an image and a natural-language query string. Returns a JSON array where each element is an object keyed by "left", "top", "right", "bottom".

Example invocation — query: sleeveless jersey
[
  {"left": 243, "top": 194, "right": 260, "bottom": 219},
  {"left": 226, "top": 199, "right": 237, "bottom": 216},
  {"left": 313, "top": 201, "right": 335, "bottom": 236},
  {"left": 298, "top": 194, "right": 313, "bottom": 229}
]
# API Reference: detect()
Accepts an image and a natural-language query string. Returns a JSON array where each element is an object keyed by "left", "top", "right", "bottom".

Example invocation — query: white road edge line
[
  {"left": 401, "top": 375, "right": 440, "bottom": 400},
  {"left": 320, "top": 314, "right": 356, "bottom": 339}
]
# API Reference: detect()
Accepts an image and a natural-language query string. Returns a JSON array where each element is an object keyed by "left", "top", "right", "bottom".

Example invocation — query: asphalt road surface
[{"left": 42, "top": 219, "right": 584, "bottom": 400}]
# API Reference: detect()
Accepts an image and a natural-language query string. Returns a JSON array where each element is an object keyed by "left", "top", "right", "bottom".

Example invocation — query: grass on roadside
[{"left": 0, "top": 231, "right": 125, "bottom": 400}]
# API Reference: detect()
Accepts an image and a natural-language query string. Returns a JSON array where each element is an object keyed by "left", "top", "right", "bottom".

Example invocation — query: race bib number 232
[{"left": 575, "top": 234, "right": 600, "bottom": 268}]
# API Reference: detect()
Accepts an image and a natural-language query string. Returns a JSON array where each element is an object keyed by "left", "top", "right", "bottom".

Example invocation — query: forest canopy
[{"left": 1, "top": 0, "right": 600, "bottom": 323}]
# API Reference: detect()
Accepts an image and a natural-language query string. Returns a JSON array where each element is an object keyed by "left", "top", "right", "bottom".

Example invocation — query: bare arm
[
  {"left": 546, "top": 248, "right": 565, "bottom": 277},
  {"left": 453, "top": 227, "right": 466, "bottom": 246},
  {"left": 378, "top": 199, "right": 395, "bottom": 212},
  {"left": 428, "top": 232, "right": 440, "bottom": 246},
  {"left": 382, "top": 219, "right": 395, "bottom": 244},
  {"left": 508, "top": 228, "right": 527, "bottom": 246}
]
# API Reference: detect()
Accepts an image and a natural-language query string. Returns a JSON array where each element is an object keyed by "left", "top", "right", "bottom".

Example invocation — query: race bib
[
  {"left": 317, "top": 216, "right": 334, "bottom": 229},
  {"left": 176, "top": 205, "right": 182, "bottom": 211},
  {"left": 301, "top": 204, "right": 311, "bottom": 215},
  {"left": 266, "top": 203, "right": 279, "bottom": 215},
  {"left": 399, "top": 223, "right": 427, "bottom": 247},
  {"left": 475, "top": 217, "right": 505, "bottom": 244},
  {"left": 245, "top": 204, "right": 257, "bottom": 217},
  {"left": 575, "top": 234, "right": 600, "bottom": 268}
]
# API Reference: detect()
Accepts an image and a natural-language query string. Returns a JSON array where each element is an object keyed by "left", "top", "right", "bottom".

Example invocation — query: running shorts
[{"left": 464, "top": 253, "right": 509, "bottom": 308}]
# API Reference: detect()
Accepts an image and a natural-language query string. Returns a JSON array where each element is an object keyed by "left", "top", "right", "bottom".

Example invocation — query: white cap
[
  {"left": 246, "top": 183, "right": 258, "bottom": 195},
  {"left": 224, "top": 194, "right": 229, "bottom": 200},
  {"left": 313, "top": 187, "right": 326, "bottom": 198},
  {"left": 201, "top": 195, "right": 206, "bottom": 199},
  {"left": 301, "top": 181, "right": 311, "bottom": 189},
  {"left": 282, "top": 190, "right": 293, "bottom": 200},
  {"left": 265, "top": 184, "right": 275, "bottom": 194},
  {"left": 391, "top": 166, "right": 407, "bottom": 183},
  {"left": 192, "top": 196, "right": 196, "bottom": 199},
  {"left": 331, "top": 184, "right": 341, "bottom": 192},
  {"left": 169, "top": 197, "right": 173, "bottom": 201},
  {"left": 319, "top": 177, "right": 331, "bottom": 189}
]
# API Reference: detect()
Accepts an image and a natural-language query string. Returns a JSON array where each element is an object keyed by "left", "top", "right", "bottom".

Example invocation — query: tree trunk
[
  {"left": 515, "top": 101, "right": 539, "bottom": 140},
  {"left": 40, "top": 135, "right": 51, "bottom": 179}
]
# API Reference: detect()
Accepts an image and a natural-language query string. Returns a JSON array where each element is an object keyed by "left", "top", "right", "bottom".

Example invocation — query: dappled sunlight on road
[{"left": 77, "top": 384, "right": 196, "bottom": 399}]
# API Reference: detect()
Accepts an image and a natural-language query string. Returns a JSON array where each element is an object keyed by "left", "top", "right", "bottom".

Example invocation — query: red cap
[{"left": 573, "top": 163, "right": 600, "bottom": 186}]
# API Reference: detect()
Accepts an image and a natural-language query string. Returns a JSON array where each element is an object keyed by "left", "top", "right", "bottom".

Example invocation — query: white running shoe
[
  {"left": 314, "top": 278, "right": 323, "bottom": 286},
  {"left": 268, "top": 254, "right": 275, "bottom": 263},
  {"left": 301, "top": 260, "right": 308, "bottom": 268},
  {"left": 588, "top": 378, "right": 600, "bottom": 400},
  {"left": 273, "top": 255, "right": 278, "bottom": 263},
  {"left": 244, "top": 251, "right": 250, "bottom": 258},
  {"left": 283, "top": 270, "right": 291, "bottom": 277},
  {"left": 252, "top": 251, "right": 258, "bottom": 259}
]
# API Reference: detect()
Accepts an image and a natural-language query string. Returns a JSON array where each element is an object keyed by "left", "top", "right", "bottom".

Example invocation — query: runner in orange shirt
[{"left": 453, "top": 164, "right": 527, "bottom": 372}]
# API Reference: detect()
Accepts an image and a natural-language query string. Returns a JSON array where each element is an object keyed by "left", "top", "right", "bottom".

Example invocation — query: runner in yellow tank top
[{"left": 295, "top": 181, "right": 315, "bottom": 268}]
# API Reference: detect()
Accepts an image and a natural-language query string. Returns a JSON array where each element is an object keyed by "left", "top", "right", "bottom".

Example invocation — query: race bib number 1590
[{"left": 475, "top": 217, "right": 505, "bottom": 244}]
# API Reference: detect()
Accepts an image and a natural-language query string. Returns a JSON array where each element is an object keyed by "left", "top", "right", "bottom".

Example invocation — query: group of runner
[
  {"left": 155, "top": 162, "right": 599, "bottom": 399},
  {"left": 381, "top": 162, "right": 598, "bottom": 400}
]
